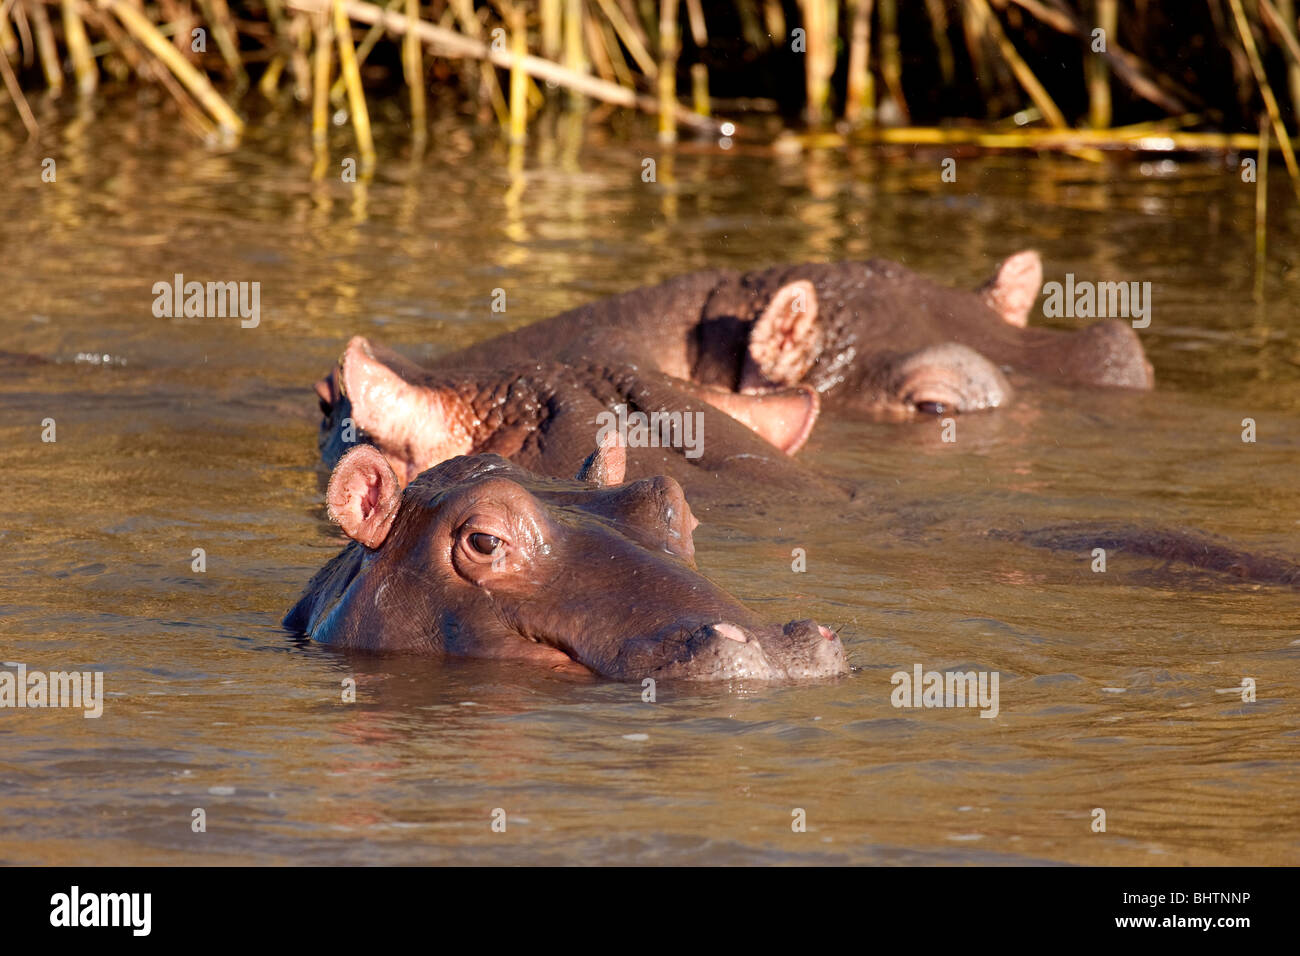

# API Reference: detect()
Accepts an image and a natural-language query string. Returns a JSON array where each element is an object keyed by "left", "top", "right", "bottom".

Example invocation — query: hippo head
[
  {"left": 314, "top": 336, "right": 824, "bottom": 482},
  {"left": 704, "top": 251, "right": 1154, "bottom": 417},
  {"left": 285, "top": 443, "right": 849, "bottom": 682}
]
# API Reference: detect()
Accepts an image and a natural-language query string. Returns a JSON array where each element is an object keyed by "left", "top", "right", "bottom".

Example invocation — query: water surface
[{"left": 1, "top": 104, "right": 1297, "bottom": 865}]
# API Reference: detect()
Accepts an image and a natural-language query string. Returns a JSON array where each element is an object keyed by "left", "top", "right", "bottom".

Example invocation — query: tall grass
[{"left": 2, "top": 1, "right": 1298, "bottom": 174}]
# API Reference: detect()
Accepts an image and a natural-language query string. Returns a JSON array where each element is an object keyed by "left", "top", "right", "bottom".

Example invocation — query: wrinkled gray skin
[
  {"left": 285, "top": 445, "right": 849, "bottom": 681},
  {"left": 428, "top": 251, "right": 1153, "bottom": 419}
]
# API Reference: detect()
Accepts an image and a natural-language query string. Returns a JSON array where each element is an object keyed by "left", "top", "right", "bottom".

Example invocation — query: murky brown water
[{"left": 2, "top": 101, "right": 1298, "bottom": 865}]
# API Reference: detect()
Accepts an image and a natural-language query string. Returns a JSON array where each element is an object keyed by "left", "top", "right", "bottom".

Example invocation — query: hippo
[
  {"left": 313, "top": 335, "right": 852, "bottom": 513},
  {"left": 417, "top": 251, "right": 1153, "bottom": 421},
  {"left": 305, "top": 338, "right": 1300, "bottom": 599},
  {"left": 284, "top": 443, "right": 849, "bottom": 681}
]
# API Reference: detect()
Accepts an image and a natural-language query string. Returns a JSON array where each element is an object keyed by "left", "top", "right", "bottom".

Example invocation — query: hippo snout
[
  {"left": 653, "top": 619, "right": 848, "bottom": 681},
  {"left": 772, "top": 619, "right": 849, "bottom": 679}
]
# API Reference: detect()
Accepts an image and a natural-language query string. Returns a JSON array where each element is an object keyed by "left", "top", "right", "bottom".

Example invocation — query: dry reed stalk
[
  {"left": 1226, "top": 0, "right": 1299, "bottom": 193},
  {"left": 285, "top": 0, "right": 723, "bottom": 132},
  {"left": 844, "top": 0, "right": 874, "bottom": 125},
  {"left": 508, "top": 5, "right": 526, "bottom": 142},
  {"left": 287, "top": 11, "right": 311, "bottom": 100},
  {"left": 265, "top": 0, "right": 288, "bottom": 39},
  {"left": 799, "top": 0, "right": 836, "bottom": 125},
  {"left": 1007, "top": 0, "right": 1190, "bottom": 113},
  {"left": 311, "top": 7, "right": 331, "bottom": 153},
  {"left": 62, "top": 0, "right": 98, "bottom": 94},
  {"left": 109, "top": 0, "right": 243, "bottom": 134},
  {"left": 967, "top": 0, "right": 1065, "bottom": 127},
  {"left": 763, "top": 0, "right": 784, "bottom": 41},
  {"left": 1211, "top": 0, "right": 1253, "bottom": 114},
  {"left": 159, "top": 0, "right": 193, "bottom": 57},
  {"left": 259, "top": 54, "right": 286, "bottom": 98},
  {"left": 1273, "top": 0, "right": 1300, "bottom": 115},
  {"left": 195, "top": 0, "right": 248, "bottom": 88},
  {"left": 657, "top": 0, "right": 678, "bottom": 140},
  {"left": 922, "top": 0, "right": 954, "bottom": 86},
  {"left": 329, "top": 0, "right": 400, "bottom": 104},
  {"left": 25, "top": 0, "right": 62, "bottom": 92},
  {"left": 1256, "top": 111, "right": 1269, "bottom": 302},
  {"left": 1088, "top": 0, "right": 1116, "bottom": 128},
  {"left": 404, "top": 0, "right": 426, "bottom": 145},
  {"left": 565, "top": 0, "right": 587, "bottom": 105},
  {"left": 593, "top": 0, "right": 656, "bottom": 76},
  {"left": 122, "top": 16, "right": 221, "bottom": 141},
  {"left": 621, "top": 0, "right": 652, "bottom": 44},
  {"left": 81, "top": 4, "right": 145, "bottom": 73},
  {"left": 333, "top": 0, "right": 375, "bottom": 168},
  {"left": 683, "top": 0, "right": 709, "bottom": 115},
  {"left": 0, "top": 43, "right": 37, "bottom": 136},
  {"left": 451, "top": 0, "right": 507, "bottom": 128},
  {"left": 879, "top": 0, "right": 907, "bottom": 122},
  {"left": 806, "top": 124, "right": 1273, "bottom": 151},
  {"left": 541, "top": 0, "right": 561, "bottom": 61},
  {"left": 1259, "top": 0, "right": 1300, "bottom": 74},
  {"left": 0, "top": 4, "right": 17, "bottom": 60},
  {"left": 593, "top": 9, "right": 636, "bottom": 88},
  {"left": 959, "top": 0, "right": 997, "bottom": 111},
  {"left": 584, "top": 7, "right": 617, "bottom": 83},
  {"left": 4, "top": 0, "right": 29, "bottom": 63}
]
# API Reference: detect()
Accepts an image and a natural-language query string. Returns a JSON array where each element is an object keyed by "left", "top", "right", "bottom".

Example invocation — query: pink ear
[
  {"left": 327, "top": 445, "right": 402, "bottom": 548},
  {"left": 337, "top": 336, "right": 474, "bottom": 485},
  {"left": 695, "top": 385, "right": 820, "bottom": 454},
  {"left": 744, "top": 279, "right": 821, "bottom": 387},
  {"left": 980, "top": 250, "right": 1042, "bottom": 327},
  {"left": 576, "top": 431, "right": 627, "bottom": 487}
]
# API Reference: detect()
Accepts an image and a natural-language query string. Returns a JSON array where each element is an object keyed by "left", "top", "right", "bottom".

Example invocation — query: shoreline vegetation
[{"left": 2, "top": 2, "right": 1300, "bottom": 178}]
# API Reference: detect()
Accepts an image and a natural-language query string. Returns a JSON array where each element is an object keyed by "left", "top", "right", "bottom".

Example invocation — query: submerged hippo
[
  {"left": 314, "top": 335, "right": 849, "bottom": 512},
  {"left": 420, "top": 250, "right": 1153, "bottom": 420},
  {"left": 305, "top": 340, "right": 1300, "bottom": 598},
  {"left": 285, "top": 443, "right": 849, "bottom": 681}
]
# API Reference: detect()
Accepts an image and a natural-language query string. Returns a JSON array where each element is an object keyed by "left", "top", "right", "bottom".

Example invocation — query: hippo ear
[
  {"left": 327, "top": 445, "right": 402, "bottom": 548},
  {"left": 337, "top": 335, "right": 474, "bottom": 485},
  {"left": 743, "top": 279, "right": 821, "bottom": 387},
  {"left": 576, "top": 432, "right": 627, "bottom": 487},
  {"left": 980, "top": 250, "right": 1042, "bottom": 328},
  {"left": 696, "top": 385, "right": 820, "bottom": 455}
]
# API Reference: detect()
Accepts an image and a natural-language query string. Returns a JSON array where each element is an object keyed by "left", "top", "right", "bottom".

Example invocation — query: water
[{"left": 1, "top": 102, "right": 1297, "bottom": 865}]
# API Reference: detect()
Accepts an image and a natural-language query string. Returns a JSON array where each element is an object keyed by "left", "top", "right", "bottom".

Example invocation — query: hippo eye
[
  {"left": 914, "top": 400, "right": 947, "bottom": 415},
  {"left": 468, "top": 533, "right": 502, "bottom": 555}
]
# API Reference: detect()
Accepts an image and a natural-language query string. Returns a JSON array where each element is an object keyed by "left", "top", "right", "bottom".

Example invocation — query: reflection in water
[{"left": 0, "top": 100, "right": 1297, "bottom": 865}]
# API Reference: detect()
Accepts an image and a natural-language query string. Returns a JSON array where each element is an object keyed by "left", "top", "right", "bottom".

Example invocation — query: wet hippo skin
[
  {"left": 285, "top": 444, "right": 850, "bottom": 681},
  {"left": 305, "top": 336, "right": 1300, "bottom": 605},
  {"left": 420, "top": 251, "right": 1154, "bottom": 423},
  {"left": 314, "top": 335, "right": 854, "bottom": 514}
]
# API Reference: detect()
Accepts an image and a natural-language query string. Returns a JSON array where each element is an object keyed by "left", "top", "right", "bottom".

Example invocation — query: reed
[
  {"left": 1087, "top": 0, "right": 1116, "bottom": 129},
  {"left": 507, "top": 1, "right": 525, "bottom": 142},
  {"left": 1226, "top": 0, "right": 1300, "bottom": 194},
  {"left": 0, "top": 0, "right": 1294, "bottom": 189},
  {"left": 657, "top": 0, "right": 677, "bottom": 141},
  {"left": 402, "top": 0, "right": 424, "bottom": 145},
  {"left": 1256, "top": 111, "right": 1270, "bottom": 303},
  {"left": 333, "top": 0, "right": 375, "bottom": 169},
  {"left": 844, "top": 0, "right": 874, "bottom": 125}
]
